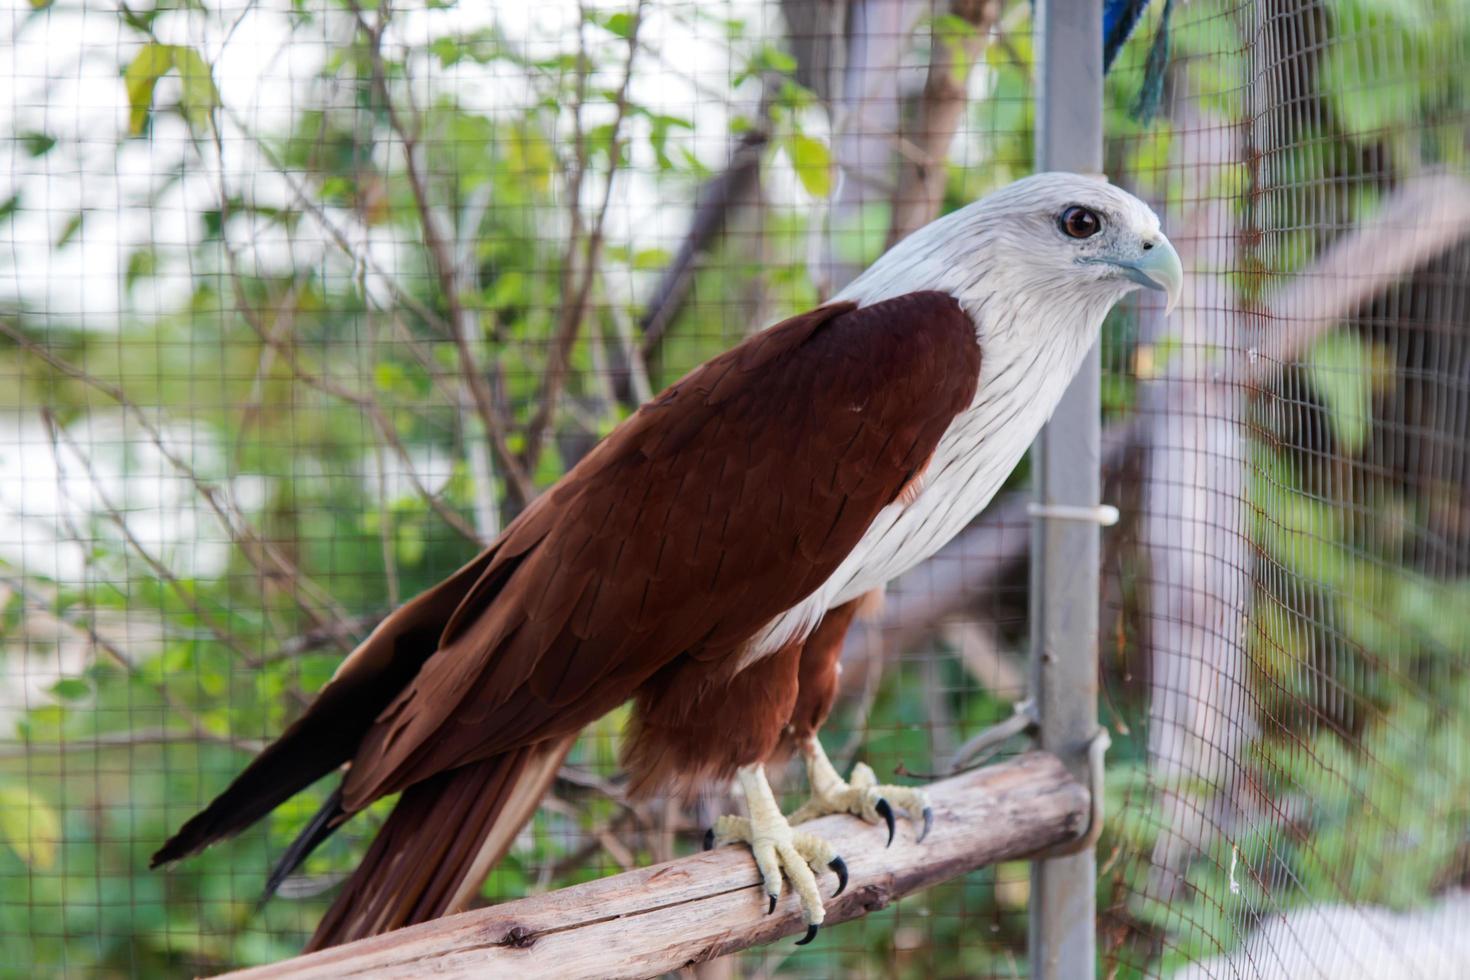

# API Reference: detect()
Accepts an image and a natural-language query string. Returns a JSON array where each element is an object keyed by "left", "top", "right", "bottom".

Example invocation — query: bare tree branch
[
  {"left": 522, "top": 2, "right": 646, "bottom": 473},
  {"left": 0, "top": 317, "right": 348, "bottom": 632},
  {"left": 42, "top": 411, "right": 270, "bottom": 672},
  {"left": 0, "top": 728, "right": 264, "bottom": 760},
  {"left": 0, "top": 572, "right": 246, "bottom": 751},
  {"left": 1250, "top": 170, "right": 1470, "bottom": 385},
  {"left": 885, "top": 0, "right": 1001, "bottom": 247},
  {"left": 348, "top": 0, "right": 537, "bottom": 508},
  {"left": 629, "top": 122, "right": 771, "bottom": 388}
]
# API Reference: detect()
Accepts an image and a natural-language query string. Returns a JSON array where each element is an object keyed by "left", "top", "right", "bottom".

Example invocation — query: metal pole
[{"left": 1029, "top": 0, "right": 1103, "bottom": 975}]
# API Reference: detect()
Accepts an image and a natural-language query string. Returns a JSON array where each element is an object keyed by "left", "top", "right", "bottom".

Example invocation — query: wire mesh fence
[{"left": 1, "top": 0, "right": 1466, "bottom": 976}]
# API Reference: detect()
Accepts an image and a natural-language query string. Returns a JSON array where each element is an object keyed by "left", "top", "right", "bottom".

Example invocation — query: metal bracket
[
  {"left": 1033, "top": 725, "right": 1112, "bottom": 857},
  {"left": 949, "top": 699, "right": 1039, "bottom": 773},
  {"left": 951, "top": 707, "right": 1110, "bottom": 855},
  {"left": 1026, "top": 502, "right": 1120, "bottom": 527}
]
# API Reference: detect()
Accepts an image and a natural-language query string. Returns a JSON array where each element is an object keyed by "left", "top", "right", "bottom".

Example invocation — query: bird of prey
[{"left": 153, "top": 172, "right": 1182, "bottom": 950}]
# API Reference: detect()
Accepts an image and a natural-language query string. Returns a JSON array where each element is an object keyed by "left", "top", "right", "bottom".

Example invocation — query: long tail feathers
[
  {"left": 150, "top": 548, "right": 499, "bottom": 870},
  {"left": 259, "top": 785, "right": 348, "bottom": 907},
  {"left": 306, "top": 733, "right": 576, "bottom": 952}
]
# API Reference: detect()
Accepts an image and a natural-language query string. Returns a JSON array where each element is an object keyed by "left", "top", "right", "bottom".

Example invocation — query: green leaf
[
  {"left": 124, "top": 42, "right": 175, "bottom": 136},
  {"left": 430, "top": 36, "right": 464, "bottom": 67},
  {"left": 784, "top": 133, "right": 832, "bottom": 199},
  {"left": 170, "top": 45, "right": 220, "bottom": 134},
  {"left": 631, "top": 247, "right": 671, "bottom": 271},
  {"left": 0, "top": 782, "right": 61, "bottom": 870},
  {"left": 755, "top": 44, "right": 797, "bottom": 74},
  {"left": 589, "top": 10, "right": 635, "bottom": 39},
  {"left": 396, "top": 522, "right": 425, "bottom": 565},
  {"left": 49, "top": 677, "right": 91, "bottom": 702},
  {"left": 123, "top": 43, "right": 219, "bottom": 136},
  {"left": 373, "top": 361, "right": 407, "bottom": 393},
  {"left": 55, "top": 211, "right": 84, "bottom": 248},
  {"left": 1307, "top": 329, "right": 1390, "bottom": 455},
  {"left": 0, "top": 194, "right": 19, "bottom": 224},
  {"left": 19, "top": 132, "right": 56, "bottom": 157},
  {"left": 124, "top": 247, "right": 158, "bottom": 289},
  {"left": 640, "top": 110, "right": 693, "bottom": 171}
]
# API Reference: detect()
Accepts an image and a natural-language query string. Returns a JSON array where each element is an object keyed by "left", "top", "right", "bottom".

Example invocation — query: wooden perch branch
[{"left": 216, "top": 752, "right": 1086, "bottom": 980}]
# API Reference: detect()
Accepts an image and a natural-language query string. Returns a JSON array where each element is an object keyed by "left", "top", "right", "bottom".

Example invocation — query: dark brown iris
[{"left": 1059, "top": 206, "right": 1102, "bottom": 239}]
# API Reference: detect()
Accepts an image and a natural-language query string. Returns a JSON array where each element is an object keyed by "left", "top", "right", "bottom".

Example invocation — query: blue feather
[
  {"left": 1129, "top": 0, "right": 1173, "bottom": 122},
  {"left": 1103, "top": 0, "right": 1152, "bottom": 71},
  {"left": 1100, "top": 0, "right": 1173, "bottom": 121}
]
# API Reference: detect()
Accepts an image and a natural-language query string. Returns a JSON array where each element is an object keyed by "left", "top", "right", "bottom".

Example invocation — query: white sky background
[
  {"left": 0, "top": 0, "right": 794, "bottom": 583},
  {"left": 0, "top": 0, "right": 991, "bottom": 589},
  {"left": 0, "top": 0, "right": 791, "bottom": 326}
]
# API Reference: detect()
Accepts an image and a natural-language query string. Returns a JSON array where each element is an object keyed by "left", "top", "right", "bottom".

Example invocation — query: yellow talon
[
  {"left": 705, "top": 765, "right": 847, "bottom": 942},
  {"left": 790, "top": 739, "right": 935, "bottom": 846}
]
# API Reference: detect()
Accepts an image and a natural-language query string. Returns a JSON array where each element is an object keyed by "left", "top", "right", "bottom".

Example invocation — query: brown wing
[{"left": 341, "top": 290, "right": 981, "bottom": 810}]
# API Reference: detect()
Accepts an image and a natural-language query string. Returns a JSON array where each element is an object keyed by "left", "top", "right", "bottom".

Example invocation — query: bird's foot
[
  {"left": 790, "top": 740, "right": 933, "bottom": 847},
  {"left": 706, "top": 765, "right": 847, "bottom": 945}
]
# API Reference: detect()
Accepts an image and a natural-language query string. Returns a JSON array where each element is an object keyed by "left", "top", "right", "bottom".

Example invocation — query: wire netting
[{"left": 1, "top": 0, "right": 1466, "bottom": 977}]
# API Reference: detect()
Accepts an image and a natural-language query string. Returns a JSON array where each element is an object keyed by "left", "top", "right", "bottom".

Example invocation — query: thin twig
[
  {"left": 0, "top": 317, "right": 347, "bottom": 631},
  {"left": 258, "top": 611, "right": 388, "bottom": 664},
  {"left": 42, "top": 411, "right": 271, "bottom": 672},
  {"left": 0, "top": 572, "right": 242, "bottom": 751},
  {"left": 218, "top": 104, "right": 456, "bottom": 341},
  {"left": 348, "top": 0, "right": 535, "bottom": 508},
  {"left": 216, "top": 286, "right": 483, "bottom": 544},
  {"left": 885, "top": 0, "right": 1001, "bottom": 248},
  {"left": 520, "top": 1, "right": 645, "bottom": 473},
  {"left": 0, "top": 727, "right": 264, "bottom": 760}
]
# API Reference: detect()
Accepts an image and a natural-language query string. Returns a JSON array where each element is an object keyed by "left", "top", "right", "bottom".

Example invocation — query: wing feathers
[
  {"left": 150, "top": 545, "right": 501, "bottom": 867},
  {"left": 342, "top": 292, "right": 980, "bottom": 808}
]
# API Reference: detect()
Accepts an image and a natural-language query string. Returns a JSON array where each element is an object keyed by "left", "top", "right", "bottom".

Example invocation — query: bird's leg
[
  {"left": 788, "top": 736, "right": 933, "bottom": 846},
  {"left": 705, "top": 764, "right": 848, "bottom": 945}
]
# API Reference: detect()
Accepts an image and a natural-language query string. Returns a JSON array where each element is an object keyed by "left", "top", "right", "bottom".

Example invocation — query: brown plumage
[
  {"left": 156, "top": 171, "right": 1183, "bottom": 949},
  {"left": 154, "top": 291, "right": 981, "bottom": 949}
]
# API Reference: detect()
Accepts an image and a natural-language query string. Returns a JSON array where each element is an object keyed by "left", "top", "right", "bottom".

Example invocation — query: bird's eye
[{"left": 1058, "top": 206, "right": 1102, "bottom": 240}]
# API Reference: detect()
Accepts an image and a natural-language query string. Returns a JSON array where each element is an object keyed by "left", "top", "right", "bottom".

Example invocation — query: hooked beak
[{"left": 1108, "top": 236, "right": 1183, "bottom": 314}]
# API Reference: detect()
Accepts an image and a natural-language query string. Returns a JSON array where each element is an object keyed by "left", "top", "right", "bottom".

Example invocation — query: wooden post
[{"left": 218, "top": 753, "right": 1087, "bottom": 980}]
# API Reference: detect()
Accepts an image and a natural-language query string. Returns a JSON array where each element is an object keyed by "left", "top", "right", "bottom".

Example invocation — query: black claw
[
  {"left": 795, "top": 924, "right": 820, "bottom": 946},
  {"left": 829, "top": 856, "right": 848, "bottom": 897},
  {"left": 703, "top": 828, "right": 715, "bottom": 851},
  {"left": 767, "top": 893, "right": 778, "bottom": 915},
  {"left": 875, "top": 798, "right": 896, "bottom": 847},
  {"left": 918, "top": 806, "right": 934, "bottom": 844}
]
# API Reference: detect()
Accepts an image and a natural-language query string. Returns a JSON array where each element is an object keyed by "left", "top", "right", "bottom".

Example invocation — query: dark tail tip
[
  {"left": 260, "top": 786, "right": 348, "bottom": 907},
  {"left": 152, "top": 825, "right": 206, "bottom": 869}
]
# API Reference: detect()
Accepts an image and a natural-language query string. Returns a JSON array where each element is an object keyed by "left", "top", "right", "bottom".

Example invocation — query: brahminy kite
[{"left": 153, "top": 172, "right": 1182, "bottom": 949}]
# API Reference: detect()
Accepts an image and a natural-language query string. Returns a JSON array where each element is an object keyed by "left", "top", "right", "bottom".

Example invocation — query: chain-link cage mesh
[{"left": 1, "top": 0, "right": 1466, "bottom": 976}]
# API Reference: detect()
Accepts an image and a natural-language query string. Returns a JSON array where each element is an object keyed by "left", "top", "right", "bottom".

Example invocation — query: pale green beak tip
[
  {"left": 1093, "top": 236, "right": 1184, "bottom": 314},
  {"left": 1131, "top": 236, "right": 1183, "bottom": 314}
]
